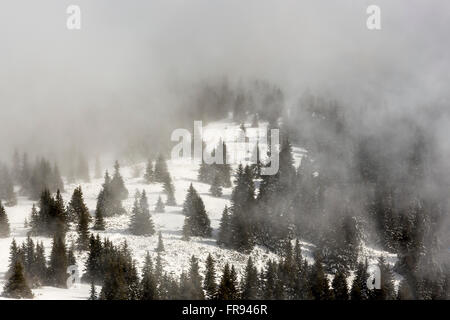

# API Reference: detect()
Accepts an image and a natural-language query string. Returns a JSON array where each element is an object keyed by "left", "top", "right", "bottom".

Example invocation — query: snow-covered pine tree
[{"left": 155, "top": 231, "right": 165, "bottom": 252}]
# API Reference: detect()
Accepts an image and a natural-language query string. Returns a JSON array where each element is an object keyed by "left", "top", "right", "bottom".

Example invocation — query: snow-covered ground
[{"left": 0, "top": 119, "right": 398, "bottom": 299}]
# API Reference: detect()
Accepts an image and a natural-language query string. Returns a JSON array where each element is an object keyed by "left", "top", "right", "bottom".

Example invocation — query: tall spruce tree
[
  {"left": 129, "top": 190, "right": 155, "bottom": 236},
  {"left": 217, "top": 206, "right": 232, "bottom": 246},
  {"left": 0, "top": 201, "right": 11, "bottom": 237},
  {"left": 182, "top": 184, "right": 211, "bottom": 238},
  {"left": 155, "top": 231, "right": 165, "bottom": 252},
  {"left": 203, "top": 254, "right": 217, "bottom": 300},
  {"left": 155, "top": 196, "right": 165, "bottom": 213},
  {"left": 2, "top": 262, "right": 33, "bottom": 299},
  {"left": 47, "top": 235, "right": 69, "bottom": 288},
  {"left": 241, "top": 257, "right": 259, "bottom": 299},
  {"left": 144, "top": 159, "right": 154, "bottom": 183}
]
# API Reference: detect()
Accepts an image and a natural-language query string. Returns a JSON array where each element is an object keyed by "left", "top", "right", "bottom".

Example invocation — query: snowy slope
[{"left": 0, "top": 119, "right": 398, "bottom": 299}]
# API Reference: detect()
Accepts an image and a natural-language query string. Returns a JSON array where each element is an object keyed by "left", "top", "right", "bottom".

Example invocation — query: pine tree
[
  {"left": 230, "top": 165, "right": 255, "bottom": 252},
  {"left": 187, "top": 255, "right": 204, "bottom": 299},
  {"left": 48, "top": 235, "right": 68, "bottom": 288},
  {"left": 129, "top": 190, "right": 155, "bottom": 236},
  {"left": 241, "top": 256, "right": 259, "bottom": 299},
  {"left": 76, "top": 200, "right": 91, "bottom": 250},
  {"left": 332, "top": 269, "right": 349, "bottom": 300},
  {"left": 209, "top": 174, "right": 223, "bottom": 197},
  {"left": 154, "top": 154, "right": 169, "bottom": 183},
  {"left": 96, "top": 171, "right": 126, "bottom": 217},
  {"left": 163, "top": 174, "right": 176, "bottom": 206},
  {"left": 350, "top": 260, "right": 370, "bottom": 300},
  {"left": 67, "top": 186, "right": 90, "bottom": 223},
  {"left": 216, "top": 263, "right": 239, "bottom": 300},
  {"left": 140, "top": 252, "right": 158, "bottom": 300},
  {"left": 93, "top": 193, "right": 106, "bottom": 230},
  {"left": 2, "top": 262, "right": 33, "bottom": 299},
  {"left": 89, "top": 282, "right": 97, "bottom": 300},
  {"left": 203, "top": 254, "right": 217, "bottom": 300},
  {"left": 0, "top": 201, "right": 11, "bottom": 237},
  {"left": 377, "top": 256, "right": 396, "bottom": 300},
  {"left": 182, "top": 184, "right": 211, "bottom": 238},
  {"left": 155, "top": 196, "right": 165, "bottom": 213},
  {"left": 110, "top": 161, "right": 129, "bottom": 200},
  {"left": 33, "top": 241, "right": 47, "bottom": 286},
  {"left": 217, "top": 206, "right": 232, "bottom": 246},
  {"left": 310, "top": 253, "right": 332, "bottom": 300},
  {"left": 155, "top": 231, "right": 165, "bottom": 252},
  {"left": 144, "top": 159, "right": 154, "bottom": 184}
]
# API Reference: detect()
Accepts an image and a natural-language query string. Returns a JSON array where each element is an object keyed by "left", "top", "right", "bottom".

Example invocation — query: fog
[{"left": 0, "top": 0, "right": 449, "bottom": 161}]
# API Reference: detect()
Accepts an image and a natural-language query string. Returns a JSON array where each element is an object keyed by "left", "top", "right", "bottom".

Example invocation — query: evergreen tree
[
  {"left": 241, "top": 256, "right": 259, "bottom": 299},
  {"left": 216, "top": 263, "right": 239, "bottom": 300},
  {"left": 209, "top": 174, "right": 223, "bottom": 197},
  {"left": 310, "top": 253, "right": 332, "bottom": 300},
  {"left": 2, "top": 262, "right": 33, "bottom": 299},
  {"left": 332, "top": 269, "right": 349, "bottom": 300},
  {"left": 187, "top": 255, "right": 204, "bottom": 299},
  {"left": 144, "top": 159, "right": 154, "bottom": 184},
  {"left": 350, "top": 260, "right": 370, "bottom": 300},
  {"left": 110, "top": 161, "right": 129, "bottom": 200},
  {"left": 230, "top": 165, "right": 255, "bottom": 252},
  {"left": 155, "top": 231, "right": 165, "bottom": 252},
  {"left": 96, "top": 171, "right": 126, "bottom": 217},
  {"left": 217, "top": 206, "right": 232, "bottom": 246},
  {"left": 129, "top": 190, "right": 155, "bottom": 236},
  {"left": 203, "top": 254, "right": 217, "bottom": 300},
  {"left": 93, "top": 193, "right": 106, "bottom": 230},
  {"left": 67, "top": 186, "right": 89, "bottom": 223},
  {"left": 182, "top": 184, "right": 211, "bottom": 238},
  {"left": 33, "top": 241, "right": 47, "bottom": 285},
  {"left": 89, "top": 282, "right": 97, "bottom": 300},
  {"left": 0, "top": 201, "right": 11, "bottom": 237},
  {"left": 76, "top": 200, "right": 91, "bottom": 250},
  {"left": 376, "top": 256, "right": 396, "bottom": 300},
  {"left": 47, "top": 235, "right": 69, "bottom": 288},
  {"left": 163, "top": 174, "right": 176, "bottom": 206},
  {"left": 154, "top": 154, "right": 169, "bottom": 183},
  {"left": 140, "top": 252, "right": 158, "bottom": 300},
  {"left": 155, "top": 196, "right": 165, "bottom": 213}
]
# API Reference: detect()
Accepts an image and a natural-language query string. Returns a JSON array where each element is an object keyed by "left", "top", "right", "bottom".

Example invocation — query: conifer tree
[
  {"left": 187, "top": 255, "right": 204, "bottom": 299},
  {"left": 2, "top": 262, "right": 33, "bottom": 299},
  {"left": 182, "top": 184, "right": 211, "bottom": 238},
  {"left": 310, "top": 253, "right": 332, "bottom": 300},
  {"left": 163, "top": 175, "right": 176, "bottom": 206},
  {"left": 89, "top": 282, "right": 97, "bottom": 300},
  {"left": 350, "top": 260, "right": 370, "bottom": 300},
  {"left": 67, "top": 186, "right": 89, "bottom": 223},
  {"left": 216, "top": 263, "right": 239, "bottom": 300},
  {"left": 129, "top": 190, "right": 155, "bottom": 236},
  {"left": 155, "top": 231, "right": 165, "bottom": 252},
  {"left": 144, "top": 159, "right": 154, "bottom": 184},
  {"left": 33, "top": 241, "right": 47, "bottom": 285},
  {"left": 155, "top": 196, "right": 165, "bottom": 213},
  {"left": 140, "top": 252, "right": 158, "bottom": 300},
  {"left": 76, "top": 201, "right": 91, "bottom": 251},
  {"left": 48, "top": 235, "right": 69, "bottom": 288},
  {"left": 96, "top": 171, "right": 126, "bottom": 217},
  {"left": 332, "top": 269, "right": 349, "bottom": 300},
  {"left": 110, "top": 161, "right": 129, "bottom": 200},
  {"left": 154, "top": 154, "right": 169, "bottom": 183},
  {"left": 209, "top": 174, "right": 223, "bottom": 197},
  {"left": 203, "top": 254, "right": 217, "bottom": 300},
  {"left": 0, "top": 201, "right": 11, "bottom": 237},
  {"left": 377, "top": 256, "right": 396, "bottom": 300},
  {"left": 93, "top": 195, "right": 106, "bottom": 230},
  {"left": 217, "top": 206, "right": 232, "bottom": 246},
  {"left": 241, "top": 256, "right": 259, "bottom": 299}
]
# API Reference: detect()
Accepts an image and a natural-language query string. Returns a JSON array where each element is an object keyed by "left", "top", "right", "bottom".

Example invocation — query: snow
[{"left": 0, "top": 120, "right": 398, "bottom": 299}]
